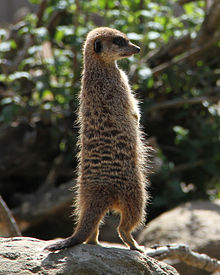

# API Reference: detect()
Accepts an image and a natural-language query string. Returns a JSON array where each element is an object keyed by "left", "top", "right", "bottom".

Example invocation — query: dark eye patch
[
  {"left": 112, "top": 36, "right": 127, "bottom": 47},
  {"left": 94, "top": 39, "right": 102, "bottom": 53}
]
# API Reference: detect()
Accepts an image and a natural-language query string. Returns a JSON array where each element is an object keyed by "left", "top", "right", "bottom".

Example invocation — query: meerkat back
[{"left": 45, "top": 27, "right": 148, "bottom": 253}]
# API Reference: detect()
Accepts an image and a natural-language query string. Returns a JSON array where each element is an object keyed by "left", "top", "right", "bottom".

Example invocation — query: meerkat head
[{"left": 84, "top": 27, "right": 140, "bottom": 64}]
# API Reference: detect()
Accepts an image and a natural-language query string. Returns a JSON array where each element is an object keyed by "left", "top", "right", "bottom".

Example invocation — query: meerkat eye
[
  {"left": 112, "top": 36, "right": 127, "bottom": 47},
  {"left": 94, "top": 39, "right": 102, "bottom": 53}
]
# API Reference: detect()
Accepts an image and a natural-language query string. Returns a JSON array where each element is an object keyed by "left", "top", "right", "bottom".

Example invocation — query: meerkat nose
[
  {"left": 134, "top": 46, "right": 140, "bottom": 54},
  {"left": 129, "top": 42, "right": 141, "bottom": 54},
  {"left": 136, "top": 46, "right": 140, "bottom": 53}
]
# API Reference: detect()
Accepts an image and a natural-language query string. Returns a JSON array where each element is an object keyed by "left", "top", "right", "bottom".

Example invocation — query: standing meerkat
[{"left": 45, "top": 27, "right": 149, "bottom": 253}]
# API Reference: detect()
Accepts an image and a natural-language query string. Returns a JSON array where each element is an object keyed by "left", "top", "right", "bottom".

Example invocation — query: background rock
[{"left": 137, "top": 200, "right": 220, "bottom": 275}]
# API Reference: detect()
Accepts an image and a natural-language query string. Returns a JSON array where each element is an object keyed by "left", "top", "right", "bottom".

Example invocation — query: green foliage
[{"left": 0, "top": 0, "right": 219, "bottom": 216}]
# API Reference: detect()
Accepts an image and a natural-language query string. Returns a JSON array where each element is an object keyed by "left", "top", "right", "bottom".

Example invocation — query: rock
[
  {"left": 137, "top": 200, "right": 220, "bottom": 275},
  {"left": 0, "top": 237, "right": 179, "bottom": 275}
]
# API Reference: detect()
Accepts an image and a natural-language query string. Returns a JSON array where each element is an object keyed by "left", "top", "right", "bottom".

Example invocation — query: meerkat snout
[
  {"left": 126, "top": 41, "right": 140, "bottom": 55},
  {"left": 132, "top": 43, "right": 140, "bottom": 53}
]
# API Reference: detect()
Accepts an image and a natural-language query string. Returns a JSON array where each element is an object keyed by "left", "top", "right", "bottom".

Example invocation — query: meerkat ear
[{"left": 94, "top": 39, "right": 102, "bottom": 53}]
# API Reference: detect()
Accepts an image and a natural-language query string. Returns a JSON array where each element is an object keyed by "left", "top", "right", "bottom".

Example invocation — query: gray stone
[
  {"left": 137, "top": 200, "right": 220, "bottom": 275},
  {"left": 0, "top": 237, "right": 179, "bottom": 275}
]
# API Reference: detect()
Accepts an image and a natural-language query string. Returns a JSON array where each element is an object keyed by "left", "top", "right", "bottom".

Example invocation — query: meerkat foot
[{"left": 130, "top": 244, "right": 146, "bottom": 254}]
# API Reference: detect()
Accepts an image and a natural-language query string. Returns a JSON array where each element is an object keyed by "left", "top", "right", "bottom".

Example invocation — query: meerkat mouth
[{"left": 120, "top": 53, "right": 133, "bottom": 57}]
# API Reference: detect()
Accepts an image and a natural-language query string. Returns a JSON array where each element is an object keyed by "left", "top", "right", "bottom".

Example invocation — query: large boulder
[
  {"left": 0, "top": 237, "right": 179, "bottom": 275},
  {"left": 137, "top": 200, "right": 220, "bottom": 275}
]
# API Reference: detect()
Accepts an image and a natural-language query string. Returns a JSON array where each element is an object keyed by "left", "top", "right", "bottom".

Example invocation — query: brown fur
[{"left": 45, "top": 27, "right": 149, "bottom": 252}]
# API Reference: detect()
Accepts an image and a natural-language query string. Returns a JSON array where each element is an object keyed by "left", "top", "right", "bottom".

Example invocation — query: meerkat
[{"left": 45, "top": 27, "right": 149, "bottom": 253}]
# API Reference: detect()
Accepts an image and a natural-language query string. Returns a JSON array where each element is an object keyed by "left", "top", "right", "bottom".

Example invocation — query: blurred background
[{"left": 0, "top": 1, "right": 219, "bottom": 273}]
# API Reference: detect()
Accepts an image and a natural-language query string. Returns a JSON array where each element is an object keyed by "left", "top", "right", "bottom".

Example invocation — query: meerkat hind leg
[
  {"left": 45, "top": 199, "right": 108, "bottom": 251},
  {"left": 117, "top": 204, "right": 146, "bottom": 253},
  {"left": 118, "top": 228, "right": 145, "bottom": 253}
]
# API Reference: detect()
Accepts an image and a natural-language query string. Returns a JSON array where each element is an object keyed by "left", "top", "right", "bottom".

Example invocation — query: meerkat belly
[{"left": 81, "top": 115, "right": 139, "bottom": 186}]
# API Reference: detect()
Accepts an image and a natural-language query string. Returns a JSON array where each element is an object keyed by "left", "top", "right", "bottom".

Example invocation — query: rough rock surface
[
  {"left": 137, "top": 200, "right": 220, "bottom": 275},
  {"left": 0, "top": 237, "right": 179, "bottom": 275}
]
